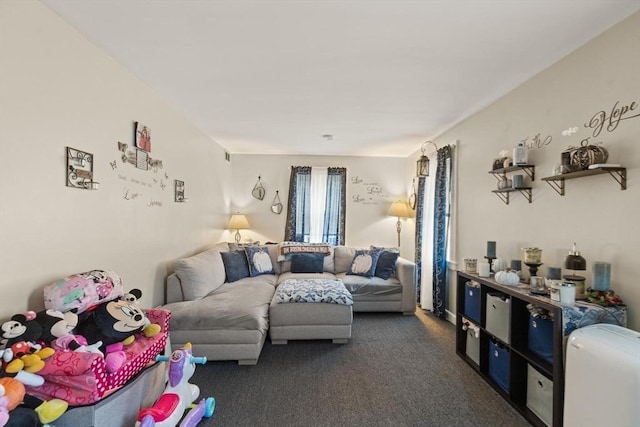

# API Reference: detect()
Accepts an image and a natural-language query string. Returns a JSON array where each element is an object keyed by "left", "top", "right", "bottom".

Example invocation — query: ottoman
[{"left": 269, "top": 278, "right": 353, "bottom": 345}]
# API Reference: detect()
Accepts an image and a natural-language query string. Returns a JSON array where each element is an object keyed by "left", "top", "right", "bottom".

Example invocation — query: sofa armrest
[
  {"left": 395, "top": 257, "right": 417, "bottom": 314},
  {"left": 166, "top": 273, "right": 185, "bottom": 304}
]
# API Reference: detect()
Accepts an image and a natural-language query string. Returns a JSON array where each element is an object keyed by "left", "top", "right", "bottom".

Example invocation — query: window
[{"left": 284, "top": 166, "right": 346, "bottom": 245}]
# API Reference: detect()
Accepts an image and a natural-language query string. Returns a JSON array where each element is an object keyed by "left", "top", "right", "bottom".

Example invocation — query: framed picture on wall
[
  {"left": 136, "top": 149, "right": 148, "bottom": 170},
  {"left": 134, "top": 122, "right": 151, "bottom": 152}
]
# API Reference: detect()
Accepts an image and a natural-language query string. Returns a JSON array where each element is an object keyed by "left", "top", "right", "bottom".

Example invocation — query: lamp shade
[
  {"left": 387, "top": 201, "right": 413, "bottom": 218},
  {"left": 228, "top": 214, "right": 250, "bottom": 230}
]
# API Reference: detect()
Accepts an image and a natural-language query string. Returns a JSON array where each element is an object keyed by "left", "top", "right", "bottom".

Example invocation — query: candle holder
[
  {"left": 524, "top": 262, "right": 543, "bottom": 282},
  {"left": 484, "top": 256, "right": 496, "bottom": 275}
]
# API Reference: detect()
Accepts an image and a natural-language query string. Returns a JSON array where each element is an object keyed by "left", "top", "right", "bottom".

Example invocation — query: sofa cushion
[
  {"left": 244, "top": 246, "right": 275, "bottom": 276},
  {"left": 290, "top": 253, "right": 324, "bottom": 273},
  {"left": 165, "top": 281, "right": 275, "bottom": 331},
  {"left": 374, "top": 250, "right": 400, "bottom": 280},
  {"left": 221, "top": 250, "right": 251, "bottom": 282},
  {"left": 174, "top": 248, "right": 226, "bottom": 300},
  {"left": 337, "top": 273, "right": 403, "bottom": 296},
  {"left": 333, "top": 246, "right": 357, "bottom": 273},
  {"left": 347, "top": 249, "right": 381, "bottom": 277}
]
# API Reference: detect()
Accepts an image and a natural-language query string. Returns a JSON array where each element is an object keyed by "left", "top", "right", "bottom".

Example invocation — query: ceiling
[{"left": 42, "top": 0, "right": 639, "bottom": 157}]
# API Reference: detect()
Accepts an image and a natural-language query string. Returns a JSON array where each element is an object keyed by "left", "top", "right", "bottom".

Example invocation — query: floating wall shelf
[
  {"left": 541, "top": 166, "right": 626, "bottom": 196},
  {"left": 489, "top": 165, "right": 535, "bottom": 205}
]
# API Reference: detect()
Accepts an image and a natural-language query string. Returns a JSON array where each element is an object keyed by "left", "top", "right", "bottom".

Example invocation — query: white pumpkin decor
[
  {"left": 492, "top": 258, "right": 507, "bottom": 273},
  {"left": 495, "top": 268, "right": 520, "bottom": 286}
]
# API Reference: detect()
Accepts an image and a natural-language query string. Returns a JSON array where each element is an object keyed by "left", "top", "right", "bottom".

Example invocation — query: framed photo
[
  {"left": 136, "top": 149, "right": 148, "bottom": 170},
  {"left": 135, "top": 122, "right": 151, "bottom": 152},
  {"left": 175, "top": 179, "right": 185, "bottom": 202}
]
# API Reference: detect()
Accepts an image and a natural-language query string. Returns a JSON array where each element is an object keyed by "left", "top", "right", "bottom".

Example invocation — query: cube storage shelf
[{"left": 456, "top": 271, "right": 563, "bottom": 427}]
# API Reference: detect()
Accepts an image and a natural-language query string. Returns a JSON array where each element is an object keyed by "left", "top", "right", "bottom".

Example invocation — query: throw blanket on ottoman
[{"left": 276, "top": 279, "right": 353, "bottom": 305}]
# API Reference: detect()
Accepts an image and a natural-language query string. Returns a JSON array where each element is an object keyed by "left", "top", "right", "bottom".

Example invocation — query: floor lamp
[{"left": 387, "top": 200, "right": 413, "bottom": 247}]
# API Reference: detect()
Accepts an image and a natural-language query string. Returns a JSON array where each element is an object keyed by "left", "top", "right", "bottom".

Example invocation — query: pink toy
[{"left": 136, "top": 343, "right": 214, "bottom": 427}]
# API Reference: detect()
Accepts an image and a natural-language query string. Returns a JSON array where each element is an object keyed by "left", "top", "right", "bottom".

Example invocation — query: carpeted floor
[{"left": 191, "top": 309, "right": 530, "bottom": 427}]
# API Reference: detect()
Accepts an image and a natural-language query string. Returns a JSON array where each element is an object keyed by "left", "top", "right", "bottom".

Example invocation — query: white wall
[
  {"left": 0, "top": 1, "right": 232, "bottom": 317},
  {"left": 229, "top": 155, "right": 413, "bottom": 251},
  {"left": 411, "top": 12, "right": 640, "bottom": 330}
]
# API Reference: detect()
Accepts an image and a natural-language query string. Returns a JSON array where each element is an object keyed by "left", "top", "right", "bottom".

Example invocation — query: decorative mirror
[
  {"left": 271, "top": 191, "right": 283, "bottom": 214},
  {"left": 408, "top": 179, "right": 417, "bottom": 210},
  {"left": 252, "top": 176, "right": 265, "bottom": 200}
]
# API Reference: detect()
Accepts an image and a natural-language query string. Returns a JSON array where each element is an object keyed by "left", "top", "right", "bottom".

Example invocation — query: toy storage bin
[
  {"left": 464, "top": 281, "right": 481, "bottom": 323},
  {"left": 527, "top": 314, "right": 553, "bottom": 364},
  {"left": 463, "top": 319, "right": 480, "bottom": 365},
  {"left": 486, "top": 293, "right": 511, "bottom": 343},
  {"left": 526, "top": 364, "right": 553, "bottom": 426},
  {"left": 488, "top": 339, "right": 510, "bottom": 392}
]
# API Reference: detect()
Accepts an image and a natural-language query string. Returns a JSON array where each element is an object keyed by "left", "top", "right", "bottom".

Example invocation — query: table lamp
[{"left": 228, "top": 214, "right": 250, "bottom": 244}]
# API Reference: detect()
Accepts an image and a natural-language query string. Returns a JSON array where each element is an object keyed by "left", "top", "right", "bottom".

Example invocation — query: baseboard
[{"left": 445, "top": 309, "right": 456, "bottom": 325}]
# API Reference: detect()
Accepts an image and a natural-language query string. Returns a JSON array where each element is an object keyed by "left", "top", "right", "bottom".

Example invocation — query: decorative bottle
[{"left": 513, "top": 142, "right": 528, "bottom": 166}]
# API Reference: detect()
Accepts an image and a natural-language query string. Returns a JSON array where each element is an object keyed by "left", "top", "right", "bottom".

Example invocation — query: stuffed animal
[
  {"left": 32, "top": 310, "right": 102, "bottom": 355},
  {"left": 74, "top": 289, "right": 160, "bottom": 372},
  {"left": 0, "top": 377, "right": 68, "bottom": 427},
  {"left": 0, "top": 311, "right": 55, "bottom": 379}
]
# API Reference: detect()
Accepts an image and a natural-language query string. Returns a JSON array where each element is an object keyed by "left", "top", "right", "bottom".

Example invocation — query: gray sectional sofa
[{"left": 162, "top": 244, "right": 416, "bottom": 365}]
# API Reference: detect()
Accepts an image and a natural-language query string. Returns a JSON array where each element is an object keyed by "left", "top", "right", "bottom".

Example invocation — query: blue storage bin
[
  {"left": 464, "top": 282, "right": 481, "bottom": 323},
  {"left": 528, "top": 315, "right": 553, "bottom": 364},
  {"left": 489, "top": 340, "right": 510, "bottom": 392}
]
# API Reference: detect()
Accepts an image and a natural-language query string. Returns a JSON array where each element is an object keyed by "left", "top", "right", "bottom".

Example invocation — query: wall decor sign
[
  {"left": 135, "top": 122, "right": 151, "bottom": 152},
  {"left": 66, "top": 146, "right": 99, "bottom": 190},
  {"left": 585, "top": 100, "right": 639, "bottom": 137},
  {"left": 349, "top": 175, "right": 389, "bottom": 205}
]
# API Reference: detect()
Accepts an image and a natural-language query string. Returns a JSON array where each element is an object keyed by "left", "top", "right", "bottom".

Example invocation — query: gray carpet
[{"left": 191, "top": 309, "right": 530, "bottom": 427}]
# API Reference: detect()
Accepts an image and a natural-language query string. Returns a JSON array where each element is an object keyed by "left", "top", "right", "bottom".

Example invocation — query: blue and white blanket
[{"left": 275, "top": 279, "right": 353, "bottom": 305}]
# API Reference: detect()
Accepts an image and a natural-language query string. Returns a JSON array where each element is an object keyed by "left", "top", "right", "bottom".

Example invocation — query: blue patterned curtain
[
  {"left": 323, "top": 167, "right": 347, "bottom": 245},
  {"left": 284, "top": 166, "right": 311, "bottom": 241},
  {"left": 432, "top": 146, "right": 453, "bottom": 318},
  {"left": 414, "top": 176, "right": 426, "bottom": 303},
  {"left": 284, "top": 166, "right": 346, "bottom": 244}
]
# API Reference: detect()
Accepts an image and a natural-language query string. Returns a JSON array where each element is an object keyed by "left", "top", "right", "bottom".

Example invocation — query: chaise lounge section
[{"left": 163, "top": 243, "right": 416, "bottom": 365}]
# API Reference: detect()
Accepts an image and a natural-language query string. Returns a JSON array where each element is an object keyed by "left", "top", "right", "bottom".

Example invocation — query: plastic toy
[{"left": 136, "top": 343, "right": 214, "bottom": 427}]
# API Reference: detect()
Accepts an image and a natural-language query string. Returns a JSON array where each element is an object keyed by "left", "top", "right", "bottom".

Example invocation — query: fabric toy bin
[
  {"left": 26, "top": 308, "right": 170, "bottom": 406},
  {"left": 463, "top": 318, "right": 480, "bottom": 365},
  {"left": 485, "top": 292, "right": 511, "bottom": 344},
  {"left": 527, "top": 314, "right": 554, "bottom": 364},
  {"left": 488, "top": 340, "right": 510, "bottom": 393},
  {"left": 463, "top": 281, "right": 481, "bottom": 323},
  {"left": 526, "top": 364, "right": 553, "bottom": 426}
]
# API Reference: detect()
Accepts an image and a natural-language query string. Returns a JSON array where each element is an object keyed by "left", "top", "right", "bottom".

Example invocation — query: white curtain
[
  {"left": 309, "top": 167, "right": 328, "bottom": 242},
  {"left": 420, "top": 172, "right": 436, "bottom": 310}
]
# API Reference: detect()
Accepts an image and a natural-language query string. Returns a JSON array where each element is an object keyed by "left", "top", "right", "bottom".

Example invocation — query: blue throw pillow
[
  {"left": 290, "top": 253, "right": 324, "bottom": 273},
  {"left": 220, "top": 251, "right": 250, "bottom": 282},
  {"left": 375, "top": 250, "right": 399, "bottom": 280},
  {"left": 347, "top": 249, "right": 381, "bottom": 277},
  {"left": 244, "top": 246, "right": 274, "bottom": 276}
]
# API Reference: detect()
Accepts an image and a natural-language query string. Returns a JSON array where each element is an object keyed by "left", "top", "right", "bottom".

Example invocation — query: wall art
[
  {"left": 66, "top": 146, "right": 99, "bottom": 190},
  {"left": 252, "top": 176, "right": 265, "bottom": 200},
  {"left": 135, "top": 122, "right": 151, "bottom": 152}
]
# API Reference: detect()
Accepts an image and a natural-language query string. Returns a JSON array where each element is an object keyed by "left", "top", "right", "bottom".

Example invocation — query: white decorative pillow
[
  {"left": 347, "top": 249, "right": 382, "bottom": 278},
  {"left": 244, "top": 246, "right": 274, "bottom": 276},
  {"left": 174, "top": 247, "right": 226, "bottom": 300}
]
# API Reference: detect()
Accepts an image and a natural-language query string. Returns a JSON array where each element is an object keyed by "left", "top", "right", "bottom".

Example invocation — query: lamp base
[
  {"left": 396, "top": 219, "right": 402, "bottom": 247},
  {"left": 234, "top": 230, "right": 241, "bottom": 244}
]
